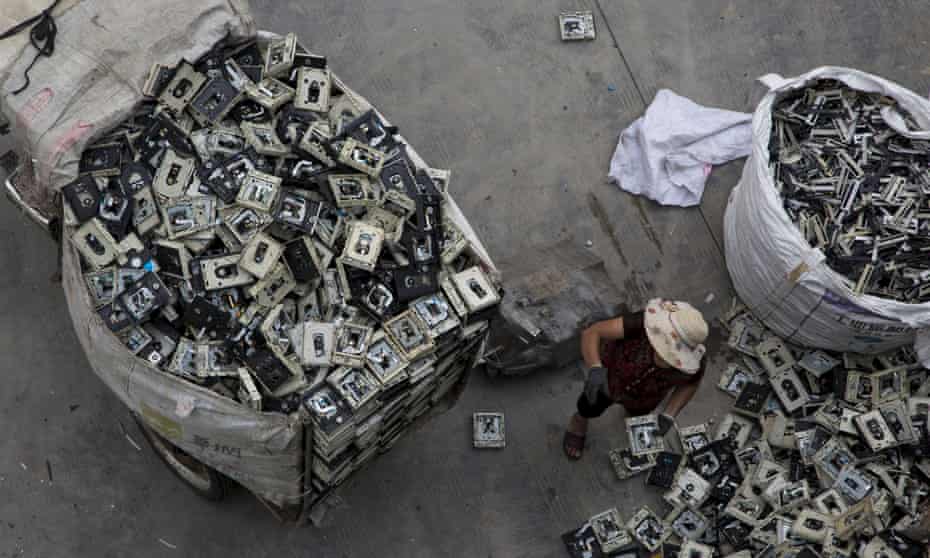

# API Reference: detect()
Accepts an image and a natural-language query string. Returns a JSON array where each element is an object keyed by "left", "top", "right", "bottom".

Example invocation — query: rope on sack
[{"left": 0, "top": 0, "right": 61, "bottom": 95}]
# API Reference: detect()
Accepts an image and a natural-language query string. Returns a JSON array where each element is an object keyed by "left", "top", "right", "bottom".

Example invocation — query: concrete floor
[{"left": 3, "top": 1, "right": 930, "bottom": 556}]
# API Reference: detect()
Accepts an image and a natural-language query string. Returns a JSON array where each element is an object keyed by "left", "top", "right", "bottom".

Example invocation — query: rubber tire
[{"left": 134, "top": 415, "right": 227, "bottom": 502}]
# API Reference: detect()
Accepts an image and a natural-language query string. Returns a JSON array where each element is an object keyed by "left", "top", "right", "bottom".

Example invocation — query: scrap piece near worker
[{"left": 563, "top": 298, "right": 709, "bottom": 460}]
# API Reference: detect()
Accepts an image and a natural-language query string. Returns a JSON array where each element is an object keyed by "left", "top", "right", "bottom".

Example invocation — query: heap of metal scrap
[
  {"left": 563, "top": 302, "right": 930, "bottom": 557},
  {"left": 770, "top": 79, "right": 930, "bottom": 302},
  {"left": 65, "top": 33, "right": 501, "bottom": 495}
]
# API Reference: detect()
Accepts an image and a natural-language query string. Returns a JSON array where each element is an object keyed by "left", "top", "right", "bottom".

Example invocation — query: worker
[{"left": 563, "top": 298, "right": 709, "bottom": 460}]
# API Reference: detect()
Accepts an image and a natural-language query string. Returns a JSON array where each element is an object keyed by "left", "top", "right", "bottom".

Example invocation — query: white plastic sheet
[
  {"left": 609, "top": 89, "right": 752, "bottom": 207},
  {"left": 725, "top": 67, "right": 930, "bottom": 355}
]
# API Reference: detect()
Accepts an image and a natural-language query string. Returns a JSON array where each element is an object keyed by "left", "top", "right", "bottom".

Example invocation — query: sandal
[{"left": 563, "top": 431, "right": 585, "bottom": 460}]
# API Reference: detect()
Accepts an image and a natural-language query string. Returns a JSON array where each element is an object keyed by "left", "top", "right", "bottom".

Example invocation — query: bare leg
[{"left": 564, "top": 413, "right": 589, "bottom": 458}]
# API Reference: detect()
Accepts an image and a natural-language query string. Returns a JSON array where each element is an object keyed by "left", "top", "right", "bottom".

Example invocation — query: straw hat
[{"left": 643, "top": 298, "right": 708, "bottom": 374}]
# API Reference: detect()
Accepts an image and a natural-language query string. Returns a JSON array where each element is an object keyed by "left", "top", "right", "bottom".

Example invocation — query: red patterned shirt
[{"left": 602, "top": 312, "right": 705, "bottom": 415}]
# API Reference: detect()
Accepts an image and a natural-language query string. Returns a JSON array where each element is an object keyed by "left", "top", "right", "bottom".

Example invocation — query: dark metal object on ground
[{"left": 488, "top": 241, "right": 621, "bottom": 376}]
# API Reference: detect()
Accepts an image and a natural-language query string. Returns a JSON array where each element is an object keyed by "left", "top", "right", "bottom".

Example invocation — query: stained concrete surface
[{"left": 2, "top": 1, "right": 930, "bottom": 556}]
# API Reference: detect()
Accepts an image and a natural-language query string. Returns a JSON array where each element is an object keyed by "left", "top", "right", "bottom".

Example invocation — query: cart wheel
[{"left": 134, "top": 416, "right": 227, "bottom": 502}]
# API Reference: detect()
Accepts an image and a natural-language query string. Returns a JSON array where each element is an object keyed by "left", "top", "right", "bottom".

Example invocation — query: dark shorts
[{"left": 576, "top": 392, "right": 657, "bottom": 419}]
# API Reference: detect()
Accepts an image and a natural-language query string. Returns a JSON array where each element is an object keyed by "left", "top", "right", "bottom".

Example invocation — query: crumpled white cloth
[{"left": 609, "top": 89, "right": 753, "bottom": 207}]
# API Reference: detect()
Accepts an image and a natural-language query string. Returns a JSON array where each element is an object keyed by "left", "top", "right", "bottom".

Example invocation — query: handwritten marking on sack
[
  {"left": 17, "top": 87, "right": 53, "bottom": 126},
  {"left": 820, "top": 290, "right": 885, "bottom": 318},
  {"left": 192, "top": 435, "right": 243, "bottom": 459},
  {"left": 51, "top": 120, "right": 94, "bottom": 162},
  {"left": 835, "top": 315, "right": 911, "bottom": 336}
]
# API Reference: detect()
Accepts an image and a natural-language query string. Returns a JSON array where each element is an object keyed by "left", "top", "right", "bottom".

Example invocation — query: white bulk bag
[{"left": 725, "top": 67, "right": 930, "bottom": 355}]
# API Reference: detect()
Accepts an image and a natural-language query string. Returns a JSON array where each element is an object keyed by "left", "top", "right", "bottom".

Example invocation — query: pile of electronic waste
[
  {"left": 770, "top": 79, "right": 930, "bottom": 302},
  {"left": 65, "top": 33, "right": 501, "bottom": 494},
  {"left": 563, "top": 302, "right": 930, "bottom": 557}
]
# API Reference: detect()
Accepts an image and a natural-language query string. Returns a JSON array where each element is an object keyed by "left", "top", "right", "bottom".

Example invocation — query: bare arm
[
  {"left": 663, "top": 382, "right": 700, "bottom": 417},
  {"left": 580, "top": 318, "right": 625, "bottom": 367}
]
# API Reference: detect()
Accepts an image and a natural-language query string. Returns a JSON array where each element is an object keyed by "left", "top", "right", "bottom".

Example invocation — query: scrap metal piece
[
  {"left": 143, "top": 62, "right": 176, "bottom": 98},
  {"left": 719, "top": 361, "right": 759, "bottom": 396},
  {"left": 473, "top": 412, "right": 505, "bottom": 449},
  {"left": 297, "top": 321, "right": 335, "bottom": 367},
  {"left": 770, "top": 368, "right": 811, "bottom": 413},
  {"left": 626, "top": 507, "right": 669, "bottom": 552},
  {"left": 340, "top": 221, "right": 385, "bottom": 272},
  {"left": 878, "top": 399, "right": 917, "bottom": 445},
  {"left": 834, "top": 465, "right": 874, "bottom": 503},
  {"left": 384, "top": 309, "right": 434, "bottom": 361},
  {"left": 294, "top": 67, "right": 331, "bottom": 112},
  {"left": 332, "top": 322, "right": 373, "bottom": 368},
  {"left": 558, "top": 11, "right": 596, "bottom": 41},
  {"left": 677, "top": 423, "right": 711, "bottom": 455},
  {"left": 715, "top": 413, "right": 753, "bottom": 449},
  {"left": 188, "top": 77, "right": 241, "bottom": 126},
  {"left": 452, "top": 266, "right": 500, "bottom": 313},
  {"left": 153, "top": 149, "right": 195, "bottom": 201},
  {"left": 627, "top": 414, "right": 664, "bottom": 456},
  {"left": 792, "top": 509, "right": 835, "bottom": 544},
  {"left": 327, "top": 366, "right": 380, "bottom": 412},
  {"left": 329, "top": 174, "right": 378, "bottom": 208},
  {"left": 160, "top": 196, "right": 215, "bottom": 240},
  {"left": 338, "top": 138, "right": 387, "bottom": 177},
  {"left": 244, "top": 77, "right": 295, "bottom": 112},
  {"left": 798, "top": 350, "right": 840, "bottom": 377},
  {"left": 264, "top": 32, "right": 297, "bottom": 78},
  {"left": 727, "top": 316, "right": 765, "bottom": 356},
  {"left": 116, "top": 272, "right": 172, "bottom": 322},
  {"left": 245, "top": 260, "right": 296, "bottom": 307},
  {"left": 724, "top": 481, "right": 767, "bottom": 526},
  {"left": 814, "top": 488, "right": 849, "bottom": 517},
  {"left": 664, "top": 467, "right": 710, "bottom": 510},
  {"left": 609, "top": 448, "right": 655, "bottom": 480},
  {"left": 678, "top": 541, "right": 713, "bottom": 558},
  {"left": 834, "top": 496, "right": 873, "bottom": 540},
  {"left": 84, "top": 267, "right": 118, "bottom": 307},
  {"left": 200, "top": 254, "right": 254, "bottom": 290},
  {"left": 239, "top": 232, "right": 284, "bottom": 279},
  {"left": 755, "top": 337, "right": 796, "bottom": 376},
  {"left": 365, "top": 331, "right": 407, "bottom": 385},
  {"left": 73, "top": 218, "right": 119, "bottom": 270},
  {"left": 159, "top": 61, "right": 206, "bottom": 114},
  {"left": 237, "top": 367, "right": 262, "bottom": 411},
  {"left": 734, "top": 381, "right": 773, "bottom": 417},
  {"left": 855, "top": 409, "right": 897, "bottom": 452},
  {"left": 668, "top": 506, "right": 708, "bottom": 541},
  {"left": 80, "top": 143, "right": 122, "bottom": 177},
  {"left": 236, "top": 169, "right": 281, "bottom": 213}
]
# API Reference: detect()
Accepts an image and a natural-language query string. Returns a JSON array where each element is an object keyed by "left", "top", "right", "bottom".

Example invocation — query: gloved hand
[
  {"left": 583, "top": 365, "right": 609, "bottom": 405},
  {"left": 657, "top": 413, "right": 675, "bottom": 436}
]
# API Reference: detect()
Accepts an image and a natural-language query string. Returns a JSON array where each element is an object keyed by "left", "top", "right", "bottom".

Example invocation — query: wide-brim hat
[{"left": 644, "top": 298, "right": 708, "bottom": 374}]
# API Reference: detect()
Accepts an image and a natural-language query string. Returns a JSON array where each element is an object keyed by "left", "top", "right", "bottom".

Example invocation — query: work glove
[
  {"left": 657, "top": 413, "right": 675, "bottom": 436},
  {"left": 583, "top": 365, "right": 609, "bottom": 405}
]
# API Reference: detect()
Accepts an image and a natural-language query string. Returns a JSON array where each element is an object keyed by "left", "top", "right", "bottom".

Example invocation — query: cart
[{"left": 3, "top": 44, "right": 499, "bottom": 523}]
